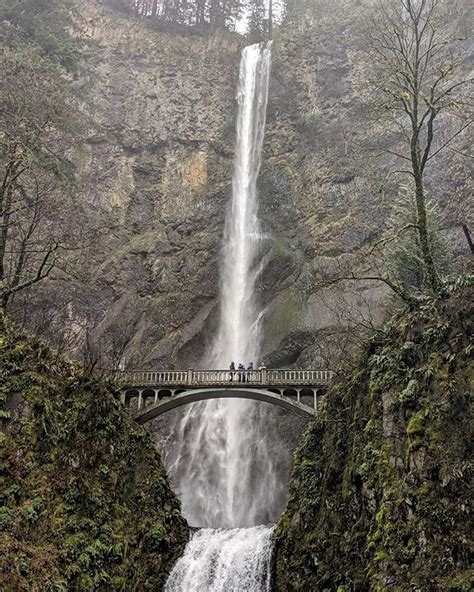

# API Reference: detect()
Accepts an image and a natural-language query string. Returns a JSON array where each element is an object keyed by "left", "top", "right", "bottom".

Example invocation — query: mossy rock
[
  {"left": 0, "top": 313, "right": 189, "bottom": 591},
  {"left": 263, "top": 291, "right": 305, "bottom": 352},
  {"left": 406, "top": 409, "right": 428, "bottom": 435},
  {"left": 274, "top": 278, "right": 473, "bottom": 591}
]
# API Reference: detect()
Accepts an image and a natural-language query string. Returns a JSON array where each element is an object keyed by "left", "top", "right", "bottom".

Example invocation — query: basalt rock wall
[{"left": 19, "top": 0, "right": 473, "bottom": 372}]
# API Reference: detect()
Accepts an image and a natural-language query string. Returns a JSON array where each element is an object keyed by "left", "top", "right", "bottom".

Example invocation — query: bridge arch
[
  {"left": 134, "top": 387, "right": 316, "bottom": 424},
  {"left": 158, "top": 389, "right": 172, "bottom": 400},
  {"left": 142, "top": 389, "right": 156, "bottom": 407}
]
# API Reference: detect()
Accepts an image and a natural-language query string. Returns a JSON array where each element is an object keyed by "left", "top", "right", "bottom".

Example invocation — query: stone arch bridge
[{"left": 113, "top": 369, "right": 334, "bottom": 422}]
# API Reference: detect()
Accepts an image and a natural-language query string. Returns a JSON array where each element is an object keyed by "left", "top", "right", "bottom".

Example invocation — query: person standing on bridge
[
  {"left": 238, "top": 362, "right": 245, "bottom": 382},
  {"left": 247, "top": 361, "right": 254, "bottom": 382},
  {"left": 229, "top": 361, "right": 235, "bottom": 382}
]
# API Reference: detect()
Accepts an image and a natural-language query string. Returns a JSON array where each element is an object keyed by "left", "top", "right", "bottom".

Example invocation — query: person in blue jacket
[{"left": 247, "top": 361, "right": 254, "bottom": 382}]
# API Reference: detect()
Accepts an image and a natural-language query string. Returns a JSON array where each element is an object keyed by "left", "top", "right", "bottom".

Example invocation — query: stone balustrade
[
  {"left": 109, "top": 368, "right": 335, "bottom": 422},
  {"left": 110, "top": 368, "right": 334, "bottom": 388}
]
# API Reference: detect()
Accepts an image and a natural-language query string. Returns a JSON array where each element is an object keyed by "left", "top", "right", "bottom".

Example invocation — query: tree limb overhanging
[{"left": 1, "top": 46, "right": 83, "bottom": 311}]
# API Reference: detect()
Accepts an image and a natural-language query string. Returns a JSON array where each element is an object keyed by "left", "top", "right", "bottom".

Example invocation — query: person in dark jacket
[
  {"left": 229, "top": 361, "right": 235, "bottom": 382},
  {"left": 238, "top": 362, "right": 245, "bottom": 382},
  {"left": 247, "top": 361, "right": 254, "bottom": 382}
]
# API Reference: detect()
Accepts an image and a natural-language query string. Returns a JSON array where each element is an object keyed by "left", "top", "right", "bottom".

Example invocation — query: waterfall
[
  {"left": 165, "top": 526, "right": 274, "bottom": 592},
  {"left": 210, "top": 41, "right": 271, "bottom": 364},
  {"left": 164, "top": 42, "right": 276, "bottom": 590}
]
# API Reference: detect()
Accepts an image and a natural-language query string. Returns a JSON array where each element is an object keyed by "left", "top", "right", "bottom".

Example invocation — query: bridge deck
[
  {"left": 112, "top": 368, "right": 333, "bottom": 389},
  {"left": 113, "top": 369, "right": 334, "bottom": 421}
]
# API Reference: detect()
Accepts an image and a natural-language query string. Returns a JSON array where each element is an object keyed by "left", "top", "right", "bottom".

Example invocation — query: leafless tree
[
  {"left": 0, "top": 48, "right": 82, "bottom": 309},
  {"left": 368, "top": 0, "right": 473, "bottom": 292}
]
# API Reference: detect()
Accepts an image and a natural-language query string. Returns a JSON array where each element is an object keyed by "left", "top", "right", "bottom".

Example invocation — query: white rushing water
[
  {"left": 164, "top": 42, "right": 276, "bottom": 591},
  {"left": 167, "top": 41, "right": 275, "bottom": 530},
  {"left": 209, "top": 41, "right": 271, "bottom": 364},
  {"left": 165, "top": 526, "right": 274, "bottom": 592}
]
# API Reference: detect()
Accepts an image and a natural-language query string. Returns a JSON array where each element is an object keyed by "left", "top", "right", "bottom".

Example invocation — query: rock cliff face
[
  {"left": 75, "top": 0, "right": 389, "bottom": 369},
  {"left": 273, "top": 279, "right": 473, "bottom": 591},
  {"left": 19, "top": 0, "right": 471, "bottom": 372},
  {"left": 258, "top": 0, "right": 472, "bottom": 367},
  {"left": 68, "top": 0, "right": 242, "bottom": 368}
]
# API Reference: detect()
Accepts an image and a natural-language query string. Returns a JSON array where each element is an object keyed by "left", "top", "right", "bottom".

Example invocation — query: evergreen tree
[{"left": 130, "top": 0, "right": 243, "bottom": 30}]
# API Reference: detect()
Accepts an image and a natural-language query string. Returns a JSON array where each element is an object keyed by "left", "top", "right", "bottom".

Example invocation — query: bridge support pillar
[
  {"left": 154, "top": 390, "right": 158, "bottom": 404},
  {"left": 137, "top": 389, "right": 144, "bottom": 410},
  {"left": 297, "top": 389, "right": 301, "bottom": 403},
  {"left": 314, "top": 389, "right": 318, "bottom": 412}
]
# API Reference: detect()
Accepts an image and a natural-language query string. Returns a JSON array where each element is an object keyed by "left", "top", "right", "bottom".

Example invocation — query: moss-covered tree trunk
[{"left": 411, "top": 129, "right": 440, "bottom": 293}]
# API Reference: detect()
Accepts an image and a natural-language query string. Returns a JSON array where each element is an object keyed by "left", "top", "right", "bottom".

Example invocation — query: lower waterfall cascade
[
  {"left": 163, "top": 41, "right": 278, "bottom": 590},
  {"left": 165, "top": 527, "right": 275, "bottom": 592}
]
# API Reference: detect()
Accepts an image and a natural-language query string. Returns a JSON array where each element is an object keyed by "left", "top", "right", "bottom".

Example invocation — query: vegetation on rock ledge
[
  {"left": 274, "top": 276, "right": 473, "bottom": 591},
  {"left": 0, "top": 314, "right": 188, "bottom": 591}
]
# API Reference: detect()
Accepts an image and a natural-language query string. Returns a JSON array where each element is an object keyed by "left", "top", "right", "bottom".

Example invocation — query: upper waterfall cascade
[
  {"left": 209, "top": 41, "right": 271, "bottom": 366},
  {"left": 165, "top": 41, "right": 278, "bottom": 590}
]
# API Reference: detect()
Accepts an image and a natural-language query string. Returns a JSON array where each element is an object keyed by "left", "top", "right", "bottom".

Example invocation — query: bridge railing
[
  {"left": 112, "top": 370, "right": 189, "bottom": 386},
  {"left": 110, "top": 368, "right": 334, "bottom": 387},
  {"left": 267, "top": 369, "right": 333, "bottom": 384}
]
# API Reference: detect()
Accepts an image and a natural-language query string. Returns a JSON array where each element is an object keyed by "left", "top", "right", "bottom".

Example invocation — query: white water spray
[
  {"left": 167, "top": 41, "right": 276, "bottom": 529},
  {"left": 164, "top": 42, "right": 277, "bottom": 590}
]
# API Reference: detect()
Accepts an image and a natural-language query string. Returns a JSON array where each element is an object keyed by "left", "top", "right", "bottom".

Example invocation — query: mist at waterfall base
[{"left": 164, "top": 42, "right": 287, "bottom": 591}]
